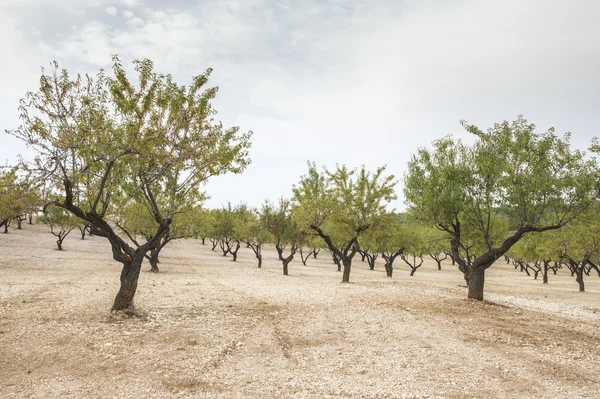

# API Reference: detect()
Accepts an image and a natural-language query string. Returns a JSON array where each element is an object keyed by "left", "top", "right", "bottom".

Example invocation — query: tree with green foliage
[
  {"left": 292, "top": 163, "right": 397, "bottom": 282},
  {"left": 212, "top": 203, "right": 252, "bottom": 262},
  {"left": 554, "top": 205, "right": 600, "bottom": 292},
  {"left": 38, "top": 204, "right": 78, "bottom": 250},
  {"left": 509, "top": 232, "right": 560, "bottom": 283},
  {"left": 237, "top": 207, "right": 268, "bottom": 268},
  {"left": 0, "top": 168, "right": 39, "bottom": 233},
  {"left": 405, "top": 116, "right": 596, "bottom": 300},
  {"left": 424, "top": 226, "right": 449, "bottom": 270},
  {"left": 399, "top": 220, "right": 428, "bottom": 276},
  {"left": 261, "top": 198, "right": 304, "bottom": 275},
  {"left": 9, "top": 58, "right": 251, "bottom": 311}
]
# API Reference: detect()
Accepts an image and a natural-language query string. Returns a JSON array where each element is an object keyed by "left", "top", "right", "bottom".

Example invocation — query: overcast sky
[{"left": 1, "top": 0, "right": 599, "bottom": 209}]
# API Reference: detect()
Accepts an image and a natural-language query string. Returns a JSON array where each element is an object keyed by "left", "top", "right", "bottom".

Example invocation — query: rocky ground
[{"left": 1, "top": 224, "right": 599, "bottom": 398}]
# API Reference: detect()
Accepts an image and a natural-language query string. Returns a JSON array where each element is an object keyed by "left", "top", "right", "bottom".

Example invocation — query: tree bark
[
  {"left": 576, "top": 268, "right": 585, "bottom": 292},
  {"left": 342, "top": 258, "right": 351, "bottom": 282},
  {"left": 56, "top": 239, "right": 63, "bottom": 251},
  {"left": 312, "top": 248, "right": 320, "bottom": 259},
  {"left": 468, "top": 268, "right": 485, "bottom": 300},
  {"left": 385, "top": 262, "right": 393, "bottom": 277},
  {"left": 275, "top": 240, "right": 285, "bottom": 261},
  {"left": 112, "top": 252, "right": 145, "bottom": 311},
  {"left": 149, "top": 248, "right": 159, "bottom": 273}
]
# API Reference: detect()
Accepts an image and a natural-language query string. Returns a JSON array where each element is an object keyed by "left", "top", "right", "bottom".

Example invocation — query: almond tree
[
  {"left": 292, "top": 163, "right": 397, "bottom": 282},
  {"left": 405, "top": 116, "right": 596, "bottom": 300},
  {"left": 38, "top": 204, "right": 78, "bottom": 250},
  {"left": 9, "top": 58, "right": 251, "bottom": 311},
  {"left": 261, "top": 198, "right": 304, "bottom": 275}
]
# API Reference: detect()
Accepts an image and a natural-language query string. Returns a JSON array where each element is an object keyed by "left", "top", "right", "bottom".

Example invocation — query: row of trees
[{"left": 4, "top": 57, "right": 599, "bottom": 311}]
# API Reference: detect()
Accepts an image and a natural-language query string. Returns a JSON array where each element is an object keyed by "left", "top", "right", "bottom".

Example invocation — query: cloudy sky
[{"left": 1, "top": 0, "right": 599, "bottom": 209}]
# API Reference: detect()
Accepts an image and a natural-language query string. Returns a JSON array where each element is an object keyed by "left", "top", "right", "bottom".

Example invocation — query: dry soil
[{"left": 1, "top": 224, "right": 600, "bottom": 398}]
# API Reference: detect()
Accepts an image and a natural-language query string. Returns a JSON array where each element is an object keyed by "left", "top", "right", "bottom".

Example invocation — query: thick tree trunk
[
  {"left": 410, "top": 268, "right": 416, "bottom": 276},
  {"left": 257, "top": 255, "right": 262, "bottom": 268},
  {"left": 56, "top": 239, "right": 63, "bottom": 251},
  {"left": 385, "top": 263, "right": 393, "bottom": 277},
  {"left": 283, "top": 260, "right": 290, "bottom": 275},
  {"left": 112, "top": 253, "right": 144, "bottom": 311},
  {"left": 468, "top": 268, "right": 485, "bottom": 300},
  {"left": 341, "top": 258, "right": 351, "bottom": 283},
  {"left": 576, "top": 269, "right": 585, "bottom": 292}
]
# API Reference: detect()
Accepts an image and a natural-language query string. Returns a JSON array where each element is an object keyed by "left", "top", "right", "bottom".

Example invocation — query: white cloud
[
  {"left": 105, "top": 6, "right": 117, "bottom": 16},
  {"left": 123, "top": 10, "right": 135, "bottom": 18},
  {"left": 119, "top": 0, "right": 140, "bottom": 7}
]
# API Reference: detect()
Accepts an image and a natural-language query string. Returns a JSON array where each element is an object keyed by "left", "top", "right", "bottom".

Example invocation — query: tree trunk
[
  {"left": 276, "top": 242, "right": 285, "bottom": 261},
  {"left": 576, "top": 269, "right": 585, "bottom": 292},
  {"left": 436, "top": 259, "right": 441, "bottom": 270},
  {"left": 468, "top": 268, "right": 485, "bottom": 300},
  {"left": 201, "top": 237, "right": 206, "bottom": 245},
  {"left": 149, "top": 248, "right": 159, "bottom": 273},
  {"left": 56, "top": 239, "right": 63, "bottom": 251},
  {"left": 257, "top": 255, "right": 262, "bottom": 268},
  {"left": 112, "top": 253, "right": 144, "bottom": 311},
  {"left": 28, "top": 214, "right": 33, "bottom": 224},
  {"left": 229, "top": 242, "right": 240, "bottom": 262},
  {"left": 384, "top": 260, "right": 393, "bottom": 277},
  {"left": 313, "top": 248, "right": 320, "bottom": 259},
  {"left": 283, "top": 260, "right": 290, "bottom": 275},
  {"left": 543, "top": 262, "right": 549, "bottom": 284},
  {"left": 410, "top": 268, "right": 416, "bottom": 276},
  {"left": 341, "top": 258, "right": 351, "bottom": 283}
]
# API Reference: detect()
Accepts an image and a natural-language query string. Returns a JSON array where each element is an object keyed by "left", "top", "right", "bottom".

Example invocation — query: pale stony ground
[{"left": 1, "top": 224, "right": 600, "bottom": 399}]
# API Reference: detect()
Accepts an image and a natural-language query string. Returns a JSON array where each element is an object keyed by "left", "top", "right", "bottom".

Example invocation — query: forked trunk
[
  {"left": 468, "top": 268, "right": 485, "bottom": 300},
  {"left": 312, "top": 248, "right": 320, "bottom": 259},
  {"left": 112, "top": 252, "right": 145, "bottom": 311},
  {"left": 276, "top": 242, "right": 285, "bottom": 261}
]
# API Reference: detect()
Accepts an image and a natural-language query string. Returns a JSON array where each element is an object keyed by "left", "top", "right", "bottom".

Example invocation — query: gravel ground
[{"left": 1, "top": 224, "right": 600, "bottom": 398}]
